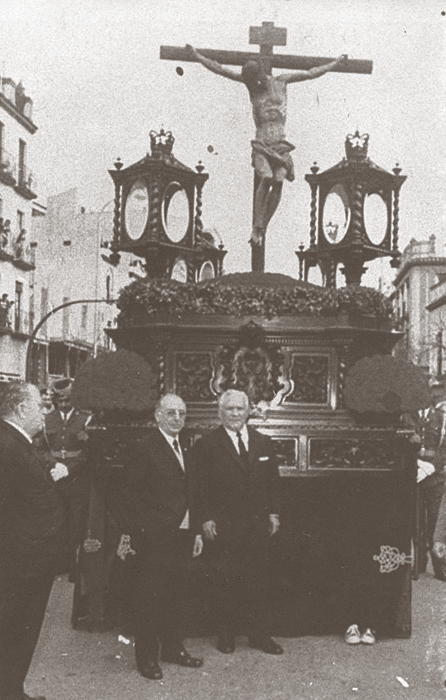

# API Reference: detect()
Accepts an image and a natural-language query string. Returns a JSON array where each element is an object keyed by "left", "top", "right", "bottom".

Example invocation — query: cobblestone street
[{"left": 26, "top": 565, "right": 446, "bottom": 700}]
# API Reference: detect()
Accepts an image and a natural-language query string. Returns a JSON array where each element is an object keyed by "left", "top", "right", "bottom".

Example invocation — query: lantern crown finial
[
  {"left": 149, "top": 128, "right": 175, "bottom": 158},
  {"left": 345, "top": 131, "right": 369, "bottom": 160}
]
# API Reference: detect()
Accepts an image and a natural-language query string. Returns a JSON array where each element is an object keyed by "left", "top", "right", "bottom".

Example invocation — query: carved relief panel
[
  {"left": 308, "top": 437, "right": 401, "bottom": 471},
  {"left": 283, "top": 351, "right": 335, "bottom": 408},
  {"left": 173, "top": 351, "right": 214, "bottom": 402}
]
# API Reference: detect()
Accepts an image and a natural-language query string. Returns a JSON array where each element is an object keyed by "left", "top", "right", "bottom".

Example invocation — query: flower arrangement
[
  {"left": 344, "top": 354, "right": 431, "bottom": 415},
  {"left": 117, "top": 273, "right": 395, "bottom": 325},
  {"left": 71, "top": 348, "right": 157, "bottom": 413}
]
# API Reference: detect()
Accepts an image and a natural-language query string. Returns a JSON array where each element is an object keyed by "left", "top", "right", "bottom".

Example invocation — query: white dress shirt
[{"left": 224, "top": 424, "right": 249, "bottom": 454}]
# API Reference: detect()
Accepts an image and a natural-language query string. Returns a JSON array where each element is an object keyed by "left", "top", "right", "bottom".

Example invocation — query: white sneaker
[
  {"left": 360, "top": 628, "right": 376, "bottom": 645},
  {"left": 345, "top": 624, "right": 361, "bottom": 644}
]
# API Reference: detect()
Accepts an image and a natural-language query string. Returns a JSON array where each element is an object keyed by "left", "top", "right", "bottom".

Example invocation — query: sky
[{"left": 1, "top": 0, "right": 445, "bottom": 286}]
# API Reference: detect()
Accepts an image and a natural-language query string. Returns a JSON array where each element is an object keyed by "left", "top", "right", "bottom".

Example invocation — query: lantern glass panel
[
  {"left": 171, "top": 257, "right": 188, "bottom": 283},
  {"left": 198, "top": 261, "right": 215, "bottom": 281},
  {"left": 125, "top": 179, "right": 149, "bottom": 240},
  {"left": 162, "top": 182, "right": 190, "bottom": 242},
  {"left": 322, "top": 184, "right": 350, "bottom": 244},
  {"left": 364, "top": 193, "right": 388, "bottom": 245}
]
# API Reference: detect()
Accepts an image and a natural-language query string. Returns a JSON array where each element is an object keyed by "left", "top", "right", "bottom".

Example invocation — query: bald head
[
  {"left": 155, "top": 393, "right": 187, "bottom": 437},
  {"left": 0, "top": 382, "right": 44, "bottom": 438},
  {"left": 218, "top": 390, "right": 250, "bottom": 433}
]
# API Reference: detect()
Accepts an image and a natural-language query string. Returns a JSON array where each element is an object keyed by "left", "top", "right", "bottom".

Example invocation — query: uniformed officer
[{"left": 43, "top": 378, "right": 91, "bottom": 581}]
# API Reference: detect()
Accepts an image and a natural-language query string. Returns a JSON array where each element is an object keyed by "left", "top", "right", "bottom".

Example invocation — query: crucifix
[{"left": 161, "top": 22, "right": 372, "bottom": 272}]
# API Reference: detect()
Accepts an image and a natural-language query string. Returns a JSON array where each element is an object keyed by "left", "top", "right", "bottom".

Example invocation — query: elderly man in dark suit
[
  {"left": 113, "top": 393, "right": 203, "bottom": 681},
  {"left": 194, "top": 388, "right": 282, "bottom": 655},
  {"left": 0, "top": 381, "right": 65, "bottom": 700}
]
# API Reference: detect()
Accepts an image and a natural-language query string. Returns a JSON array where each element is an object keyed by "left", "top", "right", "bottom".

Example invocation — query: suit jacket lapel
[
  {"left": 216, "top": 425, "right": 248, "bottom": 472},
  {"left": 156, "top": 429, "right": 185, "bottom": 476},
  {"left": 247, "top": 427, "right": 261, "bottom": 465}
]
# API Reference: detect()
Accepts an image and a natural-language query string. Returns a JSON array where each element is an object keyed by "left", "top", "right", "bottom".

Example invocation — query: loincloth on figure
[{"left": 251, "top": 139, "right": 295, "bottom": 182}]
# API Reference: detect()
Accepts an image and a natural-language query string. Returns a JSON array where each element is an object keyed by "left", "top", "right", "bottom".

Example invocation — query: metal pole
[{"left": 25, "top": 298, "right": 117, "bottom": 383}]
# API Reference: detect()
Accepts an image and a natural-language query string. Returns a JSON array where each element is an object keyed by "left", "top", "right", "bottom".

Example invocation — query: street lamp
[{"left": 25, "top": 298, "right": 117, "bottom": 383}]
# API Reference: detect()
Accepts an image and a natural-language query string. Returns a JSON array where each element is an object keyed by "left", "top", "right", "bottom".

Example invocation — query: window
[
  {"left": 48, "top": 343, "right": 67, "bottom": 376},
  {"left": 17, "top": 210, "right": 24, "bottom": 231},
  {"left": 40, "top": 287, "right": 48, "bottom": 319},
  {"left": 62, "top": 296, "right": 70, "bottom": 338},
  {"left": 81, "top": 304, "right": 88, "bottom": 330},
  {"left": 18, "top": 139, "right": 26, "bottom": 184},
  {"left": 14, "top": 281, "right": 23, "bottom": 332}
]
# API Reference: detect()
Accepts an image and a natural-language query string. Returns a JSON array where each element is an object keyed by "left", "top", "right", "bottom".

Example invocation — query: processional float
[{"left": 74, "top": 23, "right": 427, "bottom": 637}]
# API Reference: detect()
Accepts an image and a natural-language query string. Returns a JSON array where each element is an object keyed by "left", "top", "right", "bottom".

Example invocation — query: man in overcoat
[
  {"left": 111, "top": 393, "right": 204, "bottom": 680},
  {"left": 193, "top": 389, "right": 282, "bottom": 655},
  {"left": 0, "top": 381, "right": 65, "bottom": 700}
]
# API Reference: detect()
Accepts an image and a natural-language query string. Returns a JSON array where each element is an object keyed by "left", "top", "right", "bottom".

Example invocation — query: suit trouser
[
  {"left": 208, "top": 522, "right": 270, "bottom": 637},
  {"left": 57, "top": 471, "right": 91, "bottom": 580},
  {"left": 128, "top": 529, "right": 193, "bottom": 662},
  {"left": 0, "top": 570, "right": 54, "bottom": 699},
  {"left": 420, "top": 475, "right": 446, "bottom": 575}
]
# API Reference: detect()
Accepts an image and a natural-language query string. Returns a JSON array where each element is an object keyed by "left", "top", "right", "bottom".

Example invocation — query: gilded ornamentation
[
  {"left": 174, "top": 352, "right": 214, "bottom": 402},
  {"left": 211, "top": 322, "right": 289, "bottom": 407},
  {"left": 287, "top": 354, "right": 329, "bottom": 404},
  {"left": 309, "top": 438, "right": 400, "bottom": 470}
]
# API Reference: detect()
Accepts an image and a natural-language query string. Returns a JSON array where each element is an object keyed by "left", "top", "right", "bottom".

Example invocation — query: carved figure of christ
[{"left": 186, "top": 44, "right": 348, "bottom": 246}]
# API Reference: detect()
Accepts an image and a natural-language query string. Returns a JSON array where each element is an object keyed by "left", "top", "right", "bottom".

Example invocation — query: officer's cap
[{"left": 52, "top": 377, "right": 73, "bottom": 400}]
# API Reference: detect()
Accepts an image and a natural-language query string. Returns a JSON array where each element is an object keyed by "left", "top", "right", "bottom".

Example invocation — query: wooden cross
[
  {"left": 160, "top": 23, "right": 372, "bottom": 272},
  {"left": 160, "top": 22, "right": 372, "bottom": 74}
]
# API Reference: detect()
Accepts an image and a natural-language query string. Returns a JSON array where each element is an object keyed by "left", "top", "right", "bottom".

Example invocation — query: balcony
[
  {"left": 0, "top": 303, "right": 31, "bottom": 339},
  {"left": 12, "top": 309, "right": 31, "bottom": 338},
  {"left": 0, "top": 148, "right": 17, "bottom": 187},
  {"left": 15, "top": 165, "right": 37, "bottom": 199}
]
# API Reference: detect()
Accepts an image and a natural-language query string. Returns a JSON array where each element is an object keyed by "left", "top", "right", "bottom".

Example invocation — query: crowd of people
[{"left": 1, "top": 377, "right": 446, "bottom": 698}]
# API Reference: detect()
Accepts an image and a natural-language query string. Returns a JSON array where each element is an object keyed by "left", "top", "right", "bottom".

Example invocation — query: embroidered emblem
[{"left": 373, "top": 545, "right": 412, "bottom": 573}]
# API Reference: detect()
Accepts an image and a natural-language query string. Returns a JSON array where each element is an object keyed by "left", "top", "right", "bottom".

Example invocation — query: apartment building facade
[
  {"left": 393, "top": 235, "right": 446, "bottom": 377},
  {"left": 0, "top": 75, "right": 40, "bottom": 382},
  {"left": 30, "top": 188, "right": 134, "bottom": 387}
]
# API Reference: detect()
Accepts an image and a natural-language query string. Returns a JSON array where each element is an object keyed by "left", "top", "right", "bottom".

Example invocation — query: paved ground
[{"left": 27, "top": 566, "right": 446, "bottom": 700}]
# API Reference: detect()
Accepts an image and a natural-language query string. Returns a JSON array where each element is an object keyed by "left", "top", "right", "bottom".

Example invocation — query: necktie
[
  {"left": 172, "top": 438, "right": 185, "bottom": 471},
  {"left": 237, "top": 432, "right": 249, "bottom": 468}
]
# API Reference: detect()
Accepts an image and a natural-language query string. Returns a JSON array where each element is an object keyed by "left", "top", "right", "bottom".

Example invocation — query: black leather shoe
[
  {"left": 217, "top": 635, "right": 235, "bottom": 653},
  {"left": 248, "top": 636, "right": 284, "bottom": 655},
  {"left": 137, "top": 660, "right": 163, "bottom": 680},
  {"left": 161, "top": 645, "right": 203, "bottom": 668}
]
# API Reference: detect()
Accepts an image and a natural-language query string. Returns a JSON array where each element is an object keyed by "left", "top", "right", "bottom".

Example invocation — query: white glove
[
  {"left": 50, "top": 462, "right": 69, "bottom": 482},
  {"left": 417, "top": 459, "right": 435, "bottom": 483}
]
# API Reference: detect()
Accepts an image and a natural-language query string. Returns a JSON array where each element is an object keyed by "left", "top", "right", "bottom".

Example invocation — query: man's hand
[
  {"left": 193, "top": 534, "right": 203, "bottom": 557},
  {"left": 203, "top": 520, "right": 217, "bottom": 541},
  {"left": 83, "top": 538, "right": 101, "bottom": 553},
  {"left": 269, "top": 514, "right": 280, "bottom": 536},
  {"left": 50, "top": 462, "right": 69, "bottom": 482},
  {"left": 117, "top": 534, "right": 136, "bottom": 561},
  {"left": 433, "top": 542, "right": 446, "bottom": 560}
]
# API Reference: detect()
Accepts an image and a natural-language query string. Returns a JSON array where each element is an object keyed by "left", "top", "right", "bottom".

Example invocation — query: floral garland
[{"left": 117, "top": 274, "right": 395, "bottom": 325}]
